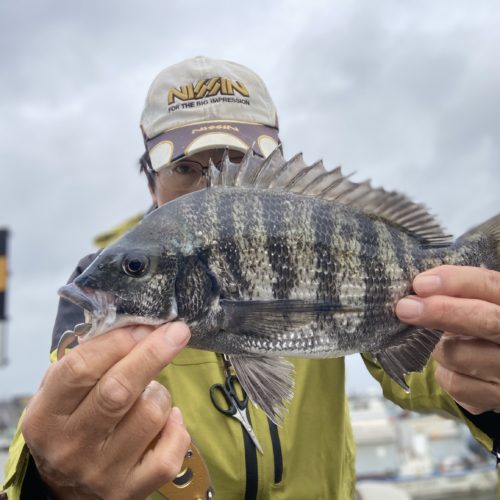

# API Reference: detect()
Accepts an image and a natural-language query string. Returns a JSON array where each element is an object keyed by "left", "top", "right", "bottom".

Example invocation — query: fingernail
[
  {"left": 170, "top": 406, "right": 184, "bottom": 425},
  {"left": 413, "top": 274, "right": 442, "bottom": 295},
  {"left": 143, "top": 381, "right": 170, "bottom": 408},
  {"left": 397, "top": 297, "right": 424, "bottom": 320},
  {"left": 456, "top": 401, "right": 483, "bottom": 415},
  {"left": 164, "top": 322, "right": 190, "bottom": 347},
  {"left": 130, "top": 325, "right": 154, "bottom": 342}
]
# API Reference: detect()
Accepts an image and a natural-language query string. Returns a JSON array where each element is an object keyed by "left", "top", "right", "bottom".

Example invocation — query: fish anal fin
[
  {"left": 372, "top": 327, "right": 442, "bottom": 392},
  {"left": 229, "top": 354, "right": 295, "bottom": 424}
]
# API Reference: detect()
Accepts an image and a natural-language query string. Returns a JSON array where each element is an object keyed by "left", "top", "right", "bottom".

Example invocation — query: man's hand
[
  {"left": 396, "top": 265, "right": 500, "bottom": 415},
  {"left": 22, "top": 322, "right": 191, "bottom": 500}
]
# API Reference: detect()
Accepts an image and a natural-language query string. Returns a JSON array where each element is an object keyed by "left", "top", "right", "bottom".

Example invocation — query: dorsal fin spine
[{"left": 206, "top": 150, "right": 452, "bottom": 246}]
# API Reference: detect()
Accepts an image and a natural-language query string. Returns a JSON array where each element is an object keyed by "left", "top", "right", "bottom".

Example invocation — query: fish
[{"left": 58, "top": 149, "right": 500, "bottom": 422}]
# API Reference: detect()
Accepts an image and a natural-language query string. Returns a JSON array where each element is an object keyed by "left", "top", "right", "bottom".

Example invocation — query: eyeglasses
[{"left": 154, "top": 152, "right": 245, "bottom": 192}]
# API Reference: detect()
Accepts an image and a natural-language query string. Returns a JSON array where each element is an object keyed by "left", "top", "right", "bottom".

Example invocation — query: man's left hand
[{"left": 396, "top": 265, "right": 500, "bottom": 414}]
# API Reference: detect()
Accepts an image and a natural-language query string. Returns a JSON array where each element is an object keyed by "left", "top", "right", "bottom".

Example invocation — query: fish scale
[
  {"left": 263, "top": 194, "right": 303, "bottom": 301},
  {"left": 58, "top": 149, "right": 500, "bottom": 422},
  {"left": 213, "top": 191, "right": 250, "bottom": 299},
  {"left": 311, "top": 199, "right": 340, "bottom": 304},
  {"left": 209, "top": 193, "right": 415, "bottom": 353},
  {"left": 229, "top": 191, "right": 276, "bottom": 300},
  {"left": 287, "top": 199, "right": 318, "bottom": 302}
]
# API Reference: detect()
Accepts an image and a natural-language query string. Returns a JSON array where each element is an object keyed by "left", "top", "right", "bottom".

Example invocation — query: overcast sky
[{"left": 0, "top": 0, "right": 499, "bottom": 399}]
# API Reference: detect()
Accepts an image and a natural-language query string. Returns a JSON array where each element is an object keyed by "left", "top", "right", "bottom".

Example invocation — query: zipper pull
[
  {"left": 493, "top": 439, "right": 500, "bottom": 467},
  {"left": 222, "top": 354, "right": 233, "bottom": 377}
]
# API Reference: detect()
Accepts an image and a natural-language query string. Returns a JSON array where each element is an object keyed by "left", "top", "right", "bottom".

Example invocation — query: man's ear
[
  {"left": 140, "top": 152, "right": 158, "bottom": 207},
  {"left": 149, "top": 185, "right": 159, "bottom": 208}
]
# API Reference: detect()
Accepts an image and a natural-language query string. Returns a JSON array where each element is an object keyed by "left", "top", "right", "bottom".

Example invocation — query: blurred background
[{"left": 1, "top": 0, "right": 499, "bottom": 497}]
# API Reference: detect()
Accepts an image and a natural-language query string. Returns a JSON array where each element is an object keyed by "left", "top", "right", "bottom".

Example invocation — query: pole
[{"left": 0, "top": 229, "right": 9, "bottom": 367}]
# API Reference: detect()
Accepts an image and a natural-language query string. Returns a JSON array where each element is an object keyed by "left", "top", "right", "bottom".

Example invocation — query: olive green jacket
[{"left": 4, "top": 350, "right": 496, "bottom": 499}]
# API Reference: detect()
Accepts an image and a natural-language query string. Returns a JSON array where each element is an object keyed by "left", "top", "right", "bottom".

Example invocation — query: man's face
[{"left": 152, "top": 149, "right": 244, "bottom": 206}]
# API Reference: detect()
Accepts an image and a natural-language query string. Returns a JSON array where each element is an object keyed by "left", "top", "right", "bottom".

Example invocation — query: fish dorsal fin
[{"left": 208, "top": 149, "right": 452, "bottom": 246}]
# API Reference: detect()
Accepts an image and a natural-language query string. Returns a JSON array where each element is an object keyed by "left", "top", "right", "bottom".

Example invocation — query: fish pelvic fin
[
  {"left": 371, "top": 327, "right": 442, "bottom": 392},
  {"left": 458, "top": 213, "right": 500, "bottom": 271},
  {"left": 229, "top": 354, "right": 294, "bottom": 424}
]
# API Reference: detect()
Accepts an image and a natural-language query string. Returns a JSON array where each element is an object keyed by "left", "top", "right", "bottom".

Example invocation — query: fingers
[
  {"left": 432, "top": 334, "right": 500, "bottom": 413},
  {"left": 35, "top": 325, "right": 153, "bottom": 416},
  {"left": 129, "top": 407, "right": 191, "bottom": 496},
  {"left": 108, "top": 381, "right": 172, "bottom": 463},
  {"left": 66, "top": 322, "right": 190, "bottom": 440},
  {"left": 396, "top": 266, "right": 500, "bottom": 338},
  {"left": 432, "top": 333, "right": 500, "bottom": 383},
  {"left": 22, "top": 322, "right": 192, "bottom": 499},
  {"left": 396, "top": 266, "right": 500, "bottom": 414},
  {"left": 412, "top": 265, "right": 500, "bottom": 305},
  {"left": 434, "top": 364, "right": 500, "bottom": 414},
  {"left": 396, "top": 294, "right": 500, "bottom": 340}
]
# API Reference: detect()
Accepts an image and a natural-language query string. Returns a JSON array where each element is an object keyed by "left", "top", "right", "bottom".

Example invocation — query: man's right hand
[{"left": 22, "top": 321, "right": 192, "bottom": 500}]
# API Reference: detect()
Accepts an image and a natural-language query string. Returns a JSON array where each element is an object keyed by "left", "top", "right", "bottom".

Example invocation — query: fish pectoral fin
[
  {"left": 221, "top": 299, "right": 359, "bottom": 337},
  {"left": 371, "top": 327, "right": 442, "bottom": 392},
  {"left": 228, "top": 354, "right": 295, "bottom": 424}
]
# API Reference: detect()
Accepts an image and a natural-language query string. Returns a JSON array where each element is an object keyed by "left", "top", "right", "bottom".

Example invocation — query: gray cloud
[{"left": 277, "top": 1, "right": 499, "bottom": 232}]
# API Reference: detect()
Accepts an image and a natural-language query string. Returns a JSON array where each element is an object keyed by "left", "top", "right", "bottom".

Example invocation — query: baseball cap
[{"left": 140, "top": 56, "right": 280, "bottom": 171}]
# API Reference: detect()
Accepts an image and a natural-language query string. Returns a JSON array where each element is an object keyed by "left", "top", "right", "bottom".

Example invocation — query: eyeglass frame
[
  {"left": 140, "top": 150, "right": 252, "bottom": 203},
  {"left": 143, "top": 149, "right": 247, "bottom": 175},
  {"left": 140, "top": 141, "right": 282, "bottom": 199}
]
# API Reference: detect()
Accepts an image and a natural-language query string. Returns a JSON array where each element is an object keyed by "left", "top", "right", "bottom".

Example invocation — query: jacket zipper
[
  {"left": 215, "top": 355, "right": 284, "bottom": 497},
  {"left": 215, "top": 354, "right": 259, "bottom": 498},
  {"left": 268, "top": 419, "right": 283, "bottom": 483},
  {"left": 242, "top": 415, "right": 283, "bottom": 499},
  {"left": 243, "top": 409, "right": 259, "bottom": 500}
]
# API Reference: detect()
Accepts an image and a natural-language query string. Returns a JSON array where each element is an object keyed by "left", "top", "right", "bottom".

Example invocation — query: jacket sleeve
[
  {"left": 2, "top": 254, "right": 98, "bottom": 498},
  {"left": 361, "top": 353, "right": 500, "bottom": 460}
]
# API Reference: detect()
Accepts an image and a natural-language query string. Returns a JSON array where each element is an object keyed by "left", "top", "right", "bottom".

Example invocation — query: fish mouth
[
  {"left": 58, "top": 283, "right": 118, "bottom": 341},
  {"left": 57, "top": 283, "right": 170, "bottom": 342},
  {"left": 58, "top": 283, "right": 103, "bottom": 313}
]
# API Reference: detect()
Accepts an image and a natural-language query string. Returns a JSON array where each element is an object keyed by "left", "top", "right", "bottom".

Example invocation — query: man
[{"left": 4, "top": 56, "right": 500, "bottom": 499}]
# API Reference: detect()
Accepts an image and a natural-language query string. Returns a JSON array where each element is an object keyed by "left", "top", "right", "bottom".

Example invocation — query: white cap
[{"left": 140, "top": 56, "right": 280, "bottom": 170}]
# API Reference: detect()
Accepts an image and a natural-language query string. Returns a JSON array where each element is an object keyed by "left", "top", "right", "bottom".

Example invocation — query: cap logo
[
  {"left": 168, "top": 77, "right": 249, "bottom": 105},
  {"left": 191, "top": 124, "right": 239, "bottom": 135}
]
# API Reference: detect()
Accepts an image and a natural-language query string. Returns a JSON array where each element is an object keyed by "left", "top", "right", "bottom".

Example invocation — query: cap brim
[{"left": 146, "top": 121, "right": 280, "bottom": 171}]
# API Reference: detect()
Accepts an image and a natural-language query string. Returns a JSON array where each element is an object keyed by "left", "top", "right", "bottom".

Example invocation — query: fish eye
[{"left": 122, "top": 254, "right": 150, "bottom": 277}]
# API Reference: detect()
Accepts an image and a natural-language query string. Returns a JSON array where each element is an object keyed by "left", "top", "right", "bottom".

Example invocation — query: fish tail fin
[{"left": 459, "top": 213, "right": 500, "bottom": 271}]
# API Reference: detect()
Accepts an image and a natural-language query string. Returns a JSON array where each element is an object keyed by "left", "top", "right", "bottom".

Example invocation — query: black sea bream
[{"left": 59, "top": 150, "right": 500, "bottom": 421}]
